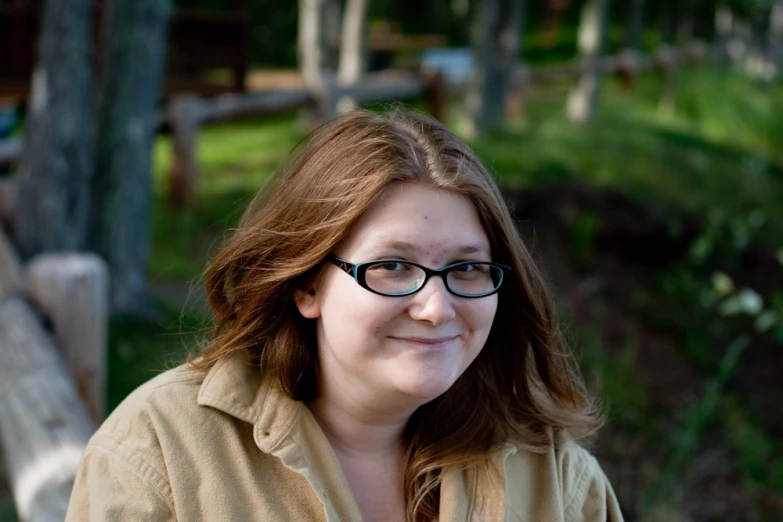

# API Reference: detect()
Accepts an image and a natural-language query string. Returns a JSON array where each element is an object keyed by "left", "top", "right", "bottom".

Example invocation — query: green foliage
[
  {"left": 723, "top": 396, "right": 783, "bottom": 495},
  {"left": 151, "top": 114, "right": 303, "bottom": 280},
  {"left": 468, "top": 67, "right": 783, "bottom": 240},
  {"left": 567, "top": 211, "right": 600, "bottom": 264},
  {"left": 644, "top": 335, "right": 750, "bottom": 509},
  {"left": 106, "top": 305, "right": 207, "bottom": 412},
  {"left": 577, "top": 321, "right": 652, "bottom": 430}
]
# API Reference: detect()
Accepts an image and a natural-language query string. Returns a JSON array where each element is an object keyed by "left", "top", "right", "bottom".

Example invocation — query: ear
[{"left": 294, "top": 287, "right": 321, "bottom": 319}]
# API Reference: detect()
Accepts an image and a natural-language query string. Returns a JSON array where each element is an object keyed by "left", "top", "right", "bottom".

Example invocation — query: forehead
[{"left": 338, "top": 183, "right": 491, "bottom": 260}]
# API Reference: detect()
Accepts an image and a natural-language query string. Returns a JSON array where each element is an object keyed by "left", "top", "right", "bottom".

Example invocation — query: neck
[{"left": 308, "top": 387, "right": 413, "bottom": 460}]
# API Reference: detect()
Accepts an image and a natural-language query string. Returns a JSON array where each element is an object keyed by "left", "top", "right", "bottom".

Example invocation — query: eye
[
  {"left": 453, "top": 262, "right": 479, "bottom": 272},
  {"left": 369, "top": 261, "right": 409, "bottom": 272}
]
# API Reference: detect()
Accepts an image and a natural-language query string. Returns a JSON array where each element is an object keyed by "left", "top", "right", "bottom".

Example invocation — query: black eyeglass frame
[{"left": 327, "top": 255, "right": 510, "bottom": 298}]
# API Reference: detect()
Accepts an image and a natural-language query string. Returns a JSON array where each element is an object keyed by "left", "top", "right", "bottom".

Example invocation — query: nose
[{"left": 407, "top": 276, "right": 456, "bottom": 325}]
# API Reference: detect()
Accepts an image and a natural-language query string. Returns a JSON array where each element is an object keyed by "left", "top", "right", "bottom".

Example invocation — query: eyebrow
[{"left": 369, "top": 240, "right": 491, "bottom": 257}]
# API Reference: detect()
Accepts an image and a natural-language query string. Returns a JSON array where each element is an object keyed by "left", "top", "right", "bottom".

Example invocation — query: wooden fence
[
  {"left": 0, "top": 41, "right": 723, "bottom": 209},
  {"left": 167, "top": 70, "right": 447, "bottom": 206},
  {"left": 0, "top": 220, "right": 108, "bottom": 520},
  {"left": 164, "top": 41, "right": 722, "bottom": 208}
]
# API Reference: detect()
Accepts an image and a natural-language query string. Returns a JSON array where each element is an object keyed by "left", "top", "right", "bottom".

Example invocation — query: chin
[{"left": 394, "top": 373, "right": 460, "bottom": 403}]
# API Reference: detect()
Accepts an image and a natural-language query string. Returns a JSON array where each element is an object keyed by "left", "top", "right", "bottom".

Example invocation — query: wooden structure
[
  {"left": 0, "top": 0, "right": 251, "bottom": 106},
  {"left": 0, "top": 220, "right": 107, "bottom": 519},
  {"left": 166, "top": 70, "right": 447, "bottom": 207},
  {"left": 26, "top": 254, "right": 109, "bottom": 425}
]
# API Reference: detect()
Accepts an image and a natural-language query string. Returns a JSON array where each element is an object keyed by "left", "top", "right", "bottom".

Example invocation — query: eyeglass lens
[{"left": 364, "top": 262, "right": 501, "bottom": 296}]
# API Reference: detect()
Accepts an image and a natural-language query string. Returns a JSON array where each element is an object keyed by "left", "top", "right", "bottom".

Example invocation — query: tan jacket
[{"left": 66, "top": 354, "right": 624, "bottom": 521}]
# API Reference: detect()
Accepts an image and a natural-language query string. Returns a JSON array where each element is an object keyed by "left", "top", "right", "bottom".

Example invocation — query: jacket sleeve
[
  {"left": 560, "top": 443, "right": 624, "bottom": 522},
  {"left": 66, "top": 435, "right": 175, "bottom": 521}
]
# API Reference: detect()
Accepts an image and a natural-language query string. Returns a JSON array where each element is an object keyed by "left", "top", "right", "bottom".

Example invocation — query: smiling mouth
[{"left": 390, "top": 336, "right": 458, "bottom": 351}]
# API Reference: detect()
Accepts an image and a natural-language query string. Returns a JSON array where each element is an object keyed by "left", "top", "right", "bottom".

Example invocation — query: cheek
[
  {"left": 465, "top": 297, "right": 498, "bottom": 334},
  {"left": 319, "top": 287, "right": 403, "bottom": 341}
]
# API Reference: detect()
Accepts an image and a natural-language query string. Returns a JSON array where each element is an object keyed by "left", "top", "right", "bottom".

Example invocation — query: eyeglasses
[{"left": 328, "top": 255, "right": 510, "bottom": 298}]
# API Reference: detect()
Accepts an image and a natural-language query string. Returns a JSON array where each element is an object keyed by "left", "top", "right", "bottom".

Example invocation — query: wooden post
[
  {"left": 0, "top": 177, "right": 18, "bottom": 234},
  {"left": 614, "top": 48, "right": 641, "bottom": 90},
  {"left": 423, "top": 71, "right": 447, "bottom": 123},
  {"left": 25, "top": 253, "right": 109, "bottom": 424},
  {"left": 167, "top": 94, "right": 204, "bottom": 208},
  {"left": 505, "top": 65, "right": 529, "bottom": 122},
  {"left": 0, "top": 226, "right": 23, "bottom": 296},
  {"left": 0, "top": 296, "right": 95, "bottom": 522},
  {"left": 653, "top": 45, "right": 677, "bottom": 115}
]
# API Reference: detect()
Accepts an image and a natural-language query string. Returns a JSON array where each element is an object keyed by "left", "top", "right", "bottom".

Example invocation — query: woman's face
[{"left": 296, "top": 182, "right": 498, "bottom": 410}]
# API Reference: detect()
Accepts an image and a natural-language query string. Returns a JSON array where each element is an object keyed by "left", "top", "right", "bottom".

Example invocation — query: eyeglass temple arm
[{"left": 329, "top": 256, "right": 355, "bottom": 276}]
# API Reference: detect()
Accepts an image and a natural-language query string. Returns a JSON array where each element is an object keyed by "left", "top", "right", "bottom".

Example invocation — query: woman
[{"left": 66, "top": 109, "right": 623, "bottom": 521}]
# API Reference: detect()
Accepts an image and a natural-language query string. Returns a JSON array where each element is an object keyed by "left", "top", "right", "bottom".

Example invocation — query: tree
[
  {"left": 625, "top": 0, "right": 646, "bottom": 52},
  {"left": 17, "top": 0, "right": 172, "bottom": 315},
  {"left": 336, "top": 0, "right": 369, "bottom": 113},
  {"left": 299, "top": 0, "right": 331, "bottom": 122},
  {"left": 92, "top": 0, "right": 173, "bottom": 314},
  {"left": 16, "top": 0, "right": 94, "bottom": 258},
  {"left": 768, "top": 1, "right": 783, "bottom": 66},
  {"left": 463, "top": 0, "right": 526, "bottom": 137},
  {"left": 565, "top": 0, "right": 610, "bottom": 124}
]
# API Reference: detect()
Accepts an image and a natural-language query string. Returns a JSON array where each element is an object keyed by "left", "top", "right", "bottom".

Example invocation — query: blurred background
[{"left": 1, "top": 0, "right": 782, "bottom": 520}]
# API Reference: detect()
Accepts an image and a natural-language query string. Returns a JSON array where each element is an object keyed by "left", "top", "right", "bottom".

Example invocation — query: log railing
[
  {"left": 0, "top": 224, "right": 108, "bottom": 521},
  {"left": 166, "top": 70, "right": 447, "bottom": 207},
  {"left": 0, "top": 41, "right": 724, "bottom": 210}
]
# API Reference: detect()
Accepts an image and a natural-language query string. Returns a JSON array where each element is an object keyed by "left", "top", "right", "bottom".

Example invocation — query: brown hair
[{"left": 191, "top": 108, "right": 600, "bottom": 521}]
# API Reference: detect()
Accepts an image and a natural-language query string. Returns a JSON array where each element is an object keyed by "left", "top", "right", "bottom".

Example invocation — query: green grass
[{"left": 468, "top": 70, "right": 783, "bottom": 224}]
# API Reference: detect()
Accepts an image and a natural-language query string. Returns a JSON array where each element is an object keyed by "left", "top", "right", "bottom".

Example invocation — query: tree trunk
[
  {"left": 324, "top": 0, "right": 343, "bottom": 70},
  {"left": 463, "top": 0, "right": 525, "bottom": 137},
  {"left": 15, "top": 0, "right": 93, "bottom": 259},
  {"left": 299, "top": 0, "right": 331, "bottom": 123},
  {"left": 337, "top": 0, "right": 369, "bottom": 113},
  {"left": 768, "top": 2, "right": 783, "bottom": 65},
  {"left": 565, "top": 0, "right": 610, "bottom": 124},
  {"left": 92, "top": 0, "right": 172, "bottom": 314},
  {"left": 659, "top": 6, "right": 691, "bottom": 116},
  {"left": 617, "top": 0, "right": 645, "bottom": 90},
  {"left": 540, "top": 0, "right": 572, "bottom": 47},
  {"left": 450, "top": 0, "right": 472, "bottom": 45},
  {"left": 624, "top": 0, "right": 645, "bottom": 51}
]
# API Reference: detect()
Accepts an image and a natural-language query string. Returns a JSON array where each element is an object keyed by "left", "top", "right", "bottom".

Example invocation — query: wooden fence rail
[
  {"left": 167, "top": 71, "right": 447, "bottom": 207},
  {"left": 0, "top": 296, "right": 95, "bottom": 522},
  {"left": 0, "top": 41, "right": 726, "bottom": 210},
  {"left": 0, "top": 225, "right": 107, "bottom": 521}
]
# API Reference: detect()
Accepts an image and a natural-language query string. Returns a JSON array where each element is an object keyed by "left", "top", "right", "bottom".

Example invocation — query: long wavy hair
[{"left": 190, "top": 108, "right": 600, "bottom": 521}]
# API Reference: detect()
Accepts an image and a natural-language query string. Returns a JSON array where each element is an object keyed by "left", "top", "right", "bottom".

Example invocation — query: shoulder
[
  {"left": 87, "top": 363, "right": 214, "bottom": 461},
  {"left": 503, "top": 438, "right": 624, "bottom": 521},
  {"left": 67, "top": 365, "right": 206, "bottom": 519},
  {"left": 555, "top": 441, "right": 616, "bottom": 517},
  {"left": 97, "top": 364, "right": 205, "bottom": 444}
]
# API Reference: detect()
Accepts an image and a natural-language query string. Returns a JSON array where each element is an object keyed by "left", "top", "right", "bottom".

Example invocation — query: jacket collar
[
  {"left": 196, "top": 353, "right": 365, "bottom": 520},
  {"left": 196, "top": 352, "right": 304, "bottom": 452},
  {"left": 196, "top": 352, "right": 508, "bottom": 521}
]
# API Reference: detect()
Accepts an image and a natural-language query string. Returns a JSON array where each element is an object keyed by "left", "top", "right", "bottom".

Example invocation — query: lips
[
  {"left": 390, "top": 335, "right": 459, "bottom": 351},
  {"left": 394, "top": 336, "right": 457, "bottom": 343}
]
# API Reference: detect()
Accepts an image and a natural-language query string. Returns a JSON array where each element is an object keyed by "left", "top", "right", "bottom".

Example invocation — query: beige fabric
[{"left": 66, "top": 353, "right": 624, "bottom": 521}]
